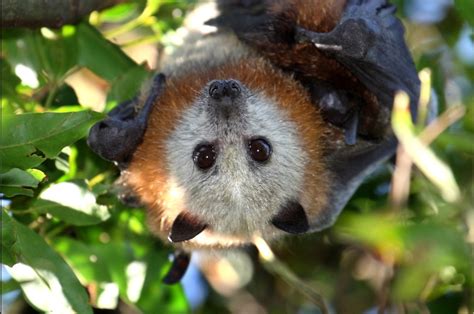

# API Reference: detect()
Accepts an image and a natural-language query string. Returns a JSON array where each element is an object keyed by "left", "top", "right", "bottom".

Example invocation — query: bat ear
[
  {"left": 87, "top": 73, "right": 166, "bottom": 169},
  {"left": 271, "top": 200, "right": 309, "bottom": 234},
  {"left": 168, "top": 212, "right": 208, "bottom": 243}
]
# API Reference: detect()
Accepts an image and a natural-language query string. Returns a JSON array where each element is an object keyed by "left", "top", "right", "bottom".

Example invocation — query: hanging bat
[{"left": 88, "top": 0, "right": 419, "bottom": 283}]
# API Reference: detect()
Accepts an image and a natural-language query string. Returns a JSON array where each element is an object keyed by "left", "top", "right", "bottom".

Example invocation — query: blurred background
[{"left": 1, "top": 0, "right": 473, "bottom": 313}]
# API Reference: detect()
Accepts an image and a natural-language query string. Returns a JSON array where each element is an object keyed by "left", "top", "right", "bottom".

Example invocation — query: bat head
[
  {"left": 123, "top": 58, "right": 335, "bottom": 247},
  {"left": 91, "top": 57, "right": 396, "bottom": 249},
  {"left": 165, "top": 78, "right": 309, "bottom": 239}
]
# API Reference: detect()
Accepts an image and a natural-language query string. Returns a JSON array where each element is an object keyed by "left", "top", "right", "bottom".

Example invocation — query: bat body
[
  {"left": 88, "top": 0, "right": 419, "bottom": 253},
  {"left": 126, "top": 37, "right": 332, "bottom": 248}
]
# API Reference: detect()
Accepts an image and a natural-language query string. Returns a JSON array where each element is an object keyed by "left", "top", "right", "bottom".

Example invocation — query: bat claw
[
  {"left": 312, "top": 85, "right": 360, "bottom": 145},
  {"left": 295, "top": 18, "right": 373, "bottom": 59},
  {"left": 343, "top": 110, "right": 359, "bottom": 146}
]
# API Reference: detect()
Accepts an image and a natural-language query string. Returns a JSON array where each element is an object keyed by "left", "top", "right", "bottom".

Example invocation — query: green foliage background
[{"left": 1, "top": 0, "right": 473, "bottom": 313}]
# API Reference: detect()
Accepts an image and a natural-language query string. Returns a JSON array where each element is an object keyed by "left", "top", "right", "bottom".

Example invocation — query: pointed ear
[
  {"left": 168, "top": 212, "right": 208, "bottom": 243},
  {"left": 271, "top": 200, "right": 309, "bottom": 234}
]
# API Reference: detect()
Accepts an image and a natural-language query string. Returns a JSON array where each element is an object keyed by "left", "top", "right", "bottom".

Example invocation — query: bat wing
[
  {"left": 87, "top": 74, "right": 166, "bottom": 169},
  {"left": 295, "top": 0, "right": 420, "bottom": 119},
  {"left": 210, "top": 0, "right": 420, "bottom": 118},
  {"left": 211, "top": 0, "right": 419, "bottom": 231}
]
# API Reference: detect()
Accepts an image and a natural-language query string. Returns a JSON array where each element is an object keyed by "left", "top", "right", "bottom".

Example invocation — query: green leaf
[
  {"left": 1, "top": 210, "right": 93, "bottom": 313},
  {"left": 2, "top": 29, "right": 45, "bottom": 85},
  {"left": 1, "top": 58, "right": 21, "bottom": 98},
  {"left": 0, "top": 168, "right": 43, "bottom": 197},
  {"left": 1, "top": 279, "right": 20, "bottom": 294},
  {"left": 0, "top": 111, "right": 103, "bottom": 173},
  {"left": 52, "top": 237, "right": 111, "bottom": 284},
  {"left": 1, "top": 211, "right": 16, "bottom": 265},
  {"left": 27, "top": 168, "right": 47, "bottom": 181},
  {"left": 136, "top": 251, "right": 189, "bottom": 313},
  {"left": 392, "top": 224, "right": 469, "bottom": 301},
  {"left": 455, "top": 0, "right": 474, "bottom": 26},
  {"left": 144, "top": 0, "right": 162, "bottom": 16},
  {"left": 94, "top": 243, "right": 130, "bottom": 301},
  {"left": 108, "top": 65, "right": 151, "bottom": 103},
  {"left": 34, "top": 181, "right": 110, "bottom": 226},
  {"left": 336, "top": 212, "right": 405, "bottom": 259},
  {"left": 50, "top": 84, "right": 80, "bottom": 108},
  {"left": 1, "top": 28, "right": 78, "bottom": 83},
  {"left": 100, "top": 3, "right": 140, "bottom": 23},
  {"left": 435, "top": 132, "right": 474, "bottom": 153},
  {"left": 77, "top": 23, "right": 137, "bottom": 82}
]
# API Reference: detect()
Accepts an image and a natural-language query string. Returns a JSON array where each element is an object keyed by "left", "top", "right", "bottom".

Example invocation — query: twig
[
  {"left": 389, "top": 145, "right": 413, "bottom": 209},
  {"left": 390, "top": 69, "right": 465, "bottom": 207},
  {"left": 253, "top": 236, "right": 329, "bottom": 314},
  {"left": 419, "top": 105, "right": 466, "bottom": 145},
  {"left": 1, "top": 0, "right": 126, "bottom": 29}
]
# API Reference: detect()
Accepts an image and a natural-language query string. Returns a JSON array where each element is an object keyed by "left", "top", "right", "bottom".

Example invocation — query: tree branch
[{"left": 1, "top": 0, "right": 127, "bottom": 29}]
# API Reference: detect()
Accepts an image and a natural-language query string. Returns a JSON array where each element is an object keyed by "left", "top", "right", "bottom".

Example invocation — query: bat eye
[
  {"left": 248, "top": 138, "right": 272, "bottom": 162},
  {"left": 193, "top": 143, "right": 217, "bottom": 170}
]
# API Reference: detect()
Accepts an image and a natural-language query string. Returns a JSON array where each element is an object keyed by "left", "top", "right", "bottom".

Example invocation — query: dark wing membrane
[
  {"left": 208, "top": 0, "right": 267, "bottom": 37},
  {"left": 210, "top": 0, "right": 419, "bottom": 232},
  {"left": 296, "top": 0, "right": 420, "bottom": 119},
  {"left": 87, "top": 74, "right": 166, "bottom": 169},
  {"left": 211, "top": 0, "right": 419, "bottom": 119},
  {"left": 310, "top": 136, "right": 398, "bottom": 231}
]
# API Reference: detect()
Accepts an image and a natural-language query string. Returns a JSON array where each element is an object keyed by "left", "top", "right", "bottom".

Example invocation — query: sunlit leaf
[
  {"left": 144, "top": 0, "right": 162, "bottom": 16},
  {"left": 1, "top": 27, "right": 78, "bottom": 83},
  {"left": 34, "top": 181, "right": 110, "bottom": 226},
  {"left": 335, "top": 213, "right": 405, "bottom": 260},
  {"left": 1, "top": 211, "right": 93, "bottom": 313},
  {"left": 92, "top": 243, "right": 130, "bottom": 302},
  {"left": 100, "top": 2, "right": 140, "bottom": 23},
  {"left": 392, "top": 92, "right": 461, "bottom": 202},
  {"left": 0, "top": 111, "right": 103, "bottom": 173}
]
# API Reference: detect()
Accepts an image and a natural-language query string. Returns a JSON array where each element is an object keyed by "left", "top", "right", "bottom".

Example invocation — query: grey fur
[{"left": 166, "top": 82, "right": 308, "bottom": 237}]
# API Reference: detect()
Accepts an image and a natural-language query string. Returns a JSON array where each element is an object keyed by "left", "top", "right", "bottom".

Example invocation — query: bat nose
[{"left": 209, "top": 79, "right": 242, "bottom": 100}]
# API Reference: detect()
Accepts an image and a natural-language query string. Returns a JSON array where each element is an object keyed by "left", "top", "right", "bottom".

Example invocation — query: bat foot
[
  {"left": 162, "top": 251, "right": 191, "bottom": 285},
  {"left": 295, "top": 18, "right": 374, "bottom": 60},
  {"left": 311, "top": 85, "right": 360, "bottom": 145}
]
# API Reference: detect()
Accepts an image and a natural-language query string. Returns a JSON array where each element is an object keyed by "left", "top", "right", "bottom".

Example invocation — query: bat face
[
  {"left": 124, "top": 57, "right": 333, "bottom": 248},
  {"left": 166, "top": 78, "right": 307, "bottom": 237}
]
